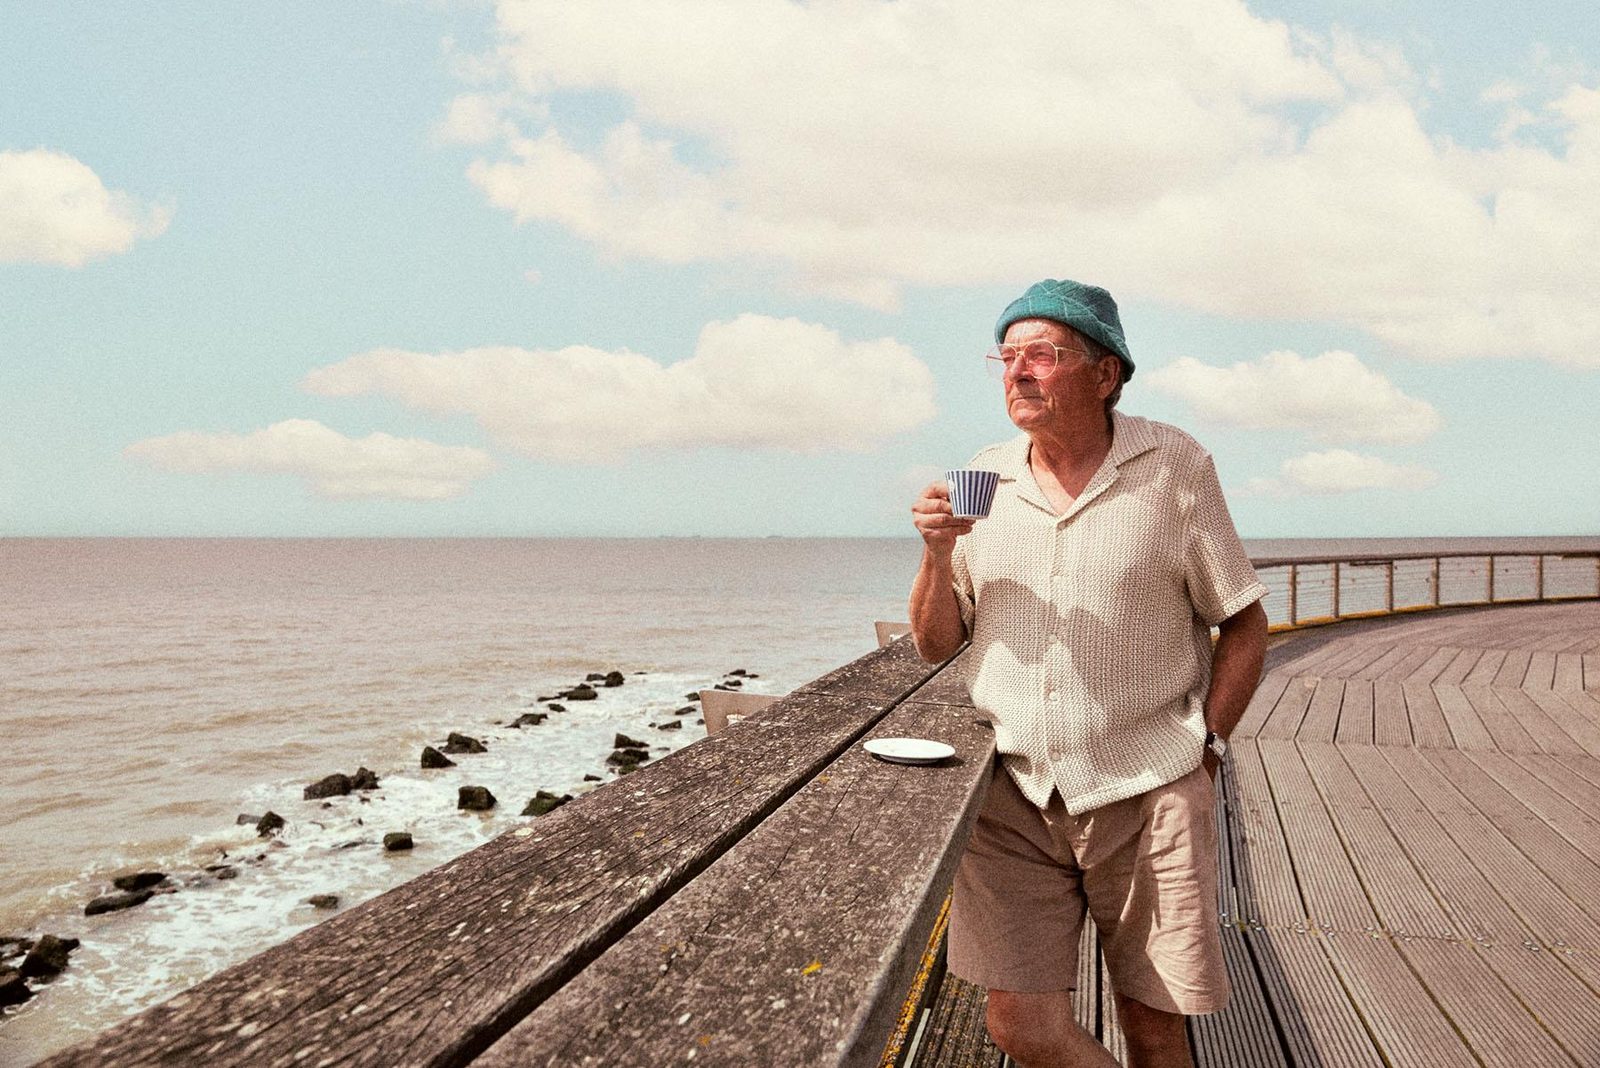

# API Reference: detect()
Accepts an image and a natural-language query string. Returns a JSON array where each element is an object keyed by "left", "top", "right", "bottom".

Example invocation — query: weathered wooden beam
[
  {"left": 39, "top": 639, "right": 953, "bottom": 1068},
  {"left": 473, "top": 698, "right": 995, "bottom": 1068}
]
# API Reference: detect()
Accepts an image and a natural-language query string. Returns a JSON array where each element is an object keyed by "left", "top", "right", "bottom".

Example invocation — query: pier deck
[{"left": 910, "top": 599, "right": 1600, "bottom": 1067}]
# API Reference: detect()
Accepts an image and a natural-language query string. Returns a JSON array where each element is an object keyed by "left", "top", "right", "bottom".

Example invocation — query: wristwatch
[{"left": 1204, "top": 731, "right": 1228, "bottom": 761}]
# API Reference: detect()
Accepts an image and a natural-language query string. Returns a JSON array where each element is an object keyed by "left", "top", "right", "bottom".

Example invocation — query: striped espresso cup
[{"left": 945, "top": 469, "right": 1001, "bottom": 518}]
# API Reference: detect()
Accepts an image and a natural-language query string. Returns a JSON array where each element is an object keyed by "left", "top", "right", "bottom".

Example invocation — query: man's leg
[
  {"left": 1113, "top": 992, "right": 1194, "bottom": 1068},
  {"left": 985, "top": 988, "right": 1120, "bottom": 1068}
]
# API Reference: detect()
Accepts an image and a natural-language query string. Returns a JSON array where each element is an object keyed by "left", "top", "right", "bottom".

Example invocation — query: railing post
[
  {"left": 1331, "top": 561, "right": 1341, "bottom": 619},
  {"left": 1288, "top": 564, "right": 1298, "bottom": 625},
  {"left": 1535, "top": 555, "right": 1545, "bottom": 601},
  {"left": 1432, "top": 557, "right": 1441, "bottom": 606},
  {"left": 1487, "top": 555, "right": 1495, "bottom": 603},
  {"left": 1385, "top": 561, "right": 1395, "bottom": 613}
]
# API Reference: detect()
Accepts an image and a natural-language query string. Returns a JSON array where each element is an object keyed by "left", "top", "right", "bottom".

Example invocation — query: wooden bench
[{"left": 38, "top": 638, "right": 995, "bottom": 1068}]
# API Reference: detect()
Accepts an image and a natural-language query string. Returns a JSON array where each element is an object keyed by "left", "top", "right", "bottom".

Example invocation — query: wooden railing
[
  {"left": 37, "top": 639, "right": 994, "bottom": 1068},
  {"left": 1250, "top": 550, "right": 1600, "bottom": 631}
]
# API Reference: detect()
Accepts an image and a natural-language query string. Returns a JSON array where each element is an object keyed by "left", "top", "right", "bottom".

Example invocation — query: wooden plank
[
  {"left": 1523, "top": 685, "right": 1600, "bottom": 757},
  {"left": 1495, "top": 648, "right": 1533, "bottom": 689},
  {"left": 1461, "top": 750, "right": 1600, "bottom": 866},
  {"left": 1188, "top": 926, "right": 1277, "bottom": 1067},
  {"left": 1235, "top": 672, "right": 1290, "bottom": 739},
  {"left": 908, "top": 973, "right": 1003, "bottom": 1068},
  {"left": 1296, "top": 745, "right": 1454, "bottom": 940},
  {"left": 1491, "top": 685, "right": 1583, "bottom": 754},
  {"left": 1257, "top": 676, "right": 1317, "bottom": 740},
  {"left": 1525, "top": 651, "right": 1559, "bottom": 690},
  {"left": 1296, "top": 678, "right": 1344, "bottom": 743},
  {"left": 1393, "top": 937, "right": 1581, "bottom": 1068},
  {"left": 1460, "top": 682, "right": 1540, "bottom": 752},
  {"left": 474, "top": 698, "right": 995, "bottom": 1068},
  {"left": 1249, "top": 929, "right": 1383, "bottom": 1067},
  {"left": 1380, "top": 748, "right": 1600, "bottom": 950},
  {"left": 1339, "top": 746, "right": 1527, "bottom": 947},
  {"left": 1227, "top": 741, "right": 1309, "bottom": 929},
  {"left": 1432, "top": 680, "right": 1496, "bottom": 750},
  {"left": 1464, "top": 939, "right": 1600, "bottom": 1066},
  {"left": 1334, "top": 680, "right": 1374, "bottom": 746},
  {"left": 1189, "top": 924, "right": 1291, "bottom": 1068},
  {"left": 39, "top": 641, "right": 951, "bottom": 1068},
  {"left": 1370, "top": 680, "right": 1411, "bottom": 747},
  {"left": 1255, "top": 741, "right": 1377, "bottom": 935},
  {"left": 1318, "top": 933, "right": 1478, "bottom": 1068}
]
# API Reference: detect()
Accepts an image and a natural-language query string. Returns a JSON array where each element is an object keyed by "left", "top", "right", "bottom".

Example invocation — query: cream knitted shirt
[{"left": 951, "top": 412, "right": 1267, "bottom": 815}]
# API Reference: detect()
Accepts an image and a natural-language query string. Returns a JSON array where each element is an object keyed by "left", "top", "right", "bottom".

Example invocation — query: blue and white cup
[{"left": 945, "top": 468, "right": 1001, "bottom": 518}]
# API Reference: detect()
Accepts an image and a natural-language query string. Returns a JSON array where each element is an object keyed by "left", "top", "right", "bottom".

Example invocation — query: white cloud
[
  {"left": 1143, "top": 350, "right": 1440, "bottom": 444},
  {"left": 0, "top": 149, "right": 171, "bottom": 266},
  {"left": 1241, "top": 449, "right": 1439, "bottom": 496},
  {"left": 301, "top": 313, "right": 935, "bottom": 462},
  {"left": 124, "top": 419, "right": 494, "bottom": 500},
  {"left": 446, "top": 0, "right": 1600, "bottom": 366}
]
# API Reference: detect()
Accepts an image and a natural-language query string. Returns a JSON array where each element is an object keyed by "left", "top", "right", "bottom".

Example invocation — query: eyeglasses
[{"left": 983, "top": 340, "right": 1082, "bottom": 380}]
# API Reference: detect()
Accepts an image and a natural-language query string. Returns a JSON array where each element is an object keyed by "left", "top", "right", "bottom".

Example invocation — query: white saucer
[{"left": 864, "top": 737, "right": 956, "bottom": 765}]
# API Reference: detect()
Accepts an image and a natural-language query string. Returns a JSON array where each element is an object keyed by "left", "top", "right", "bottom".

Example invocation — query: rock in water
[
  {"left": 0, "top": 968, "right": 30, "bottom": 1007},
  {"left": 520, "top": 790, "right": 573, "bottom": 817},
  {"left": 606, "top": 748, "right": 649, "bottom": 768},
  {"left": 458, "top": 786, "right": 496, "bottom": 811},
  {"left": 19, "top": 935, "right": 79, "bottom": 980},
  {"left": 420, "top": 745, "right": 455, "bottom": 768},
  {"left": 564, "top": 684, "right": 598, "bottom": 701},
  {"left": 602, "top": 670, "right": 625, "bottom": 687},
  {"left": 304, "top": 773, "right": 353, "bottom": 800},
  {"left": 235, "top": 813, "right": 261, "bottom": 826},
  {"left": 308, "top": 894, "right": 339, "bottom": 910},
  {"left": 85, "top": 889, "right": 155, "bottom": 916},
  {"left": 546, "top": 703, "right": 566, "bottom": 713},
  {"left": 350, "top": 767, "right": 381, "bottom": 791},
  {"left": 512, "top": 712, "right": 547, "bottom": 728},
  {"left": 383, "top": 832, "right": 414, "bottom": 851},
  {"left": 582, "top": 774, "right": 602, "bottom": 782},
  {"left": 654, "top": 719, "right": 683, "bottom": 731},
  {"left": 613, "top": 733, "right": 649, "bottom": 750},
  {"left": 442, "top": 732, "right": 487, "bottom": 754},
  {"left": 112, "top": 872, "right": 167, "bottom": 892},
  {"left": 256, "top": 811, "right": 286, "bottom": 837}
]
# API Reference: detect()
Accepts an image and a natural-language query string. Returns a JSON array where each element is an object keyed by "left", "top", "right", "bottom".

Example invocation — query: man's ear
[{"left": 1098, "top": 355, "right": 1121, "bottom": 398}]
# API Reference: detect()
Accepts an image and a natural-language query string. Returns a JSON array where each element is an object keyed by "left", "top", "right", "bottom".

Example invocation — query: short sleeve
[
  {"left": 1183, "top": 454, "right": 1268, "bottom": 626},
  {"left": 951, "top": 532, "right": 976, "bottom": 636}
]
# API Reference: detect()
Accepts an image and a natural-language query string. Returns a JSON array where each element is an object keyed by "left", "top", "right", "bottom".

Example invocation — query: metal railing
[{"left": 1248, "top": 550, "right": 1600, "bottom": 631}]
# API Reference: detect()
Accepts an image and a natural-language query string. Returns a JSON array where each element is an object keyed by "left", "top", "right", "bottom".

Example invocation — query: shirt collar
[{"left": 993, "top": 411, "right": 1160, "bottom": 519}]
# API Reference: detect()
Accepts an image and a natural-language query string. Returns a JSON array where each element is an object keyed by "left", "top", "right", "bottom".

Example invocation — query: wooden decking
[
  {"left": 907, "top": 599, "right": 1600, "bottom": 1068},
  {"left": 1200, "top": 600, "right": 1600, "bottom": 1067}
]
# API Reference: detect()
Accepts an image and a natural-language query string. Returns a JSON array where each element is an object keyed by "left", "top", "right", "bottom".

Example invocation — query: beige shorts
[{"left": 947, "top": 759, "right": 1229, "bottom": 1015}]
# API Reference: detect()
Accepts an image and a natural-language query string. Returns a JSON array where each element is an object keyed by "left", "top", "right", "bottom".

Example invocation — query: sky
[{"left": 2, "top": 0, "right": 1597, "bottom": 539}]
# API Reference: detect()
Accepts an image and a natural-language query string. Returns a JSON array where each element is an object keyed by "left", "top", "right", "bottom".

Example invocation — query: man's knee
[
  {"left": 986, "top": 988, "right": 1086, "bottom": 1064},
  {"left": 1114, "top": 994, "right": 1192, "bottom": 1064}
]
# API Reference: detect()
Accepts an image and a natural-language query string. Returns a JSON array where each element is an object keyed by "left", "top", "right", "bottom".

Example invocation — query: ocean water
[{"left": 1, "top": 535, "right": 1596, "bottom": 1063}]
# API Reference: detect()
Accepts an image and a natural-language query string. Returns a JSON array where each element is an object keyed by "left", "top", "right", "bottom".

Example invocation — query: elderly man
[{"left": 909, "top": 279, "right": 1268, "bottom": 1068}]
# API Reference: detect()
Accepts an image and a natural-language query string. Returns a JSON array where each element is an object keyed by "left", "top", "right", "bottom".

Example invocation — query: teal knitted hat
[{"left": 995, "top": 278, "right": 1134, "bottom": 380}]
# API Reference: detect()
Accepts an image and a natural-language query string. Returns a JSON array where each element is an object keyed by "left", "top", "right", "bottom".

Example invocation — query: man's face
[{"left": 1000, "top": 318, "right": 1118, "bottom": 434}]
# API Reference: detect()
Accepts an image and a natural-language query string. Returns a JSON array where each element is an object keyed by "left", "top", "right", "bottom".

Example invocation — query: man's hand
[
  {"left": 908, "top": 481, "right": 974, "bottom": 663},
  {"left": 911, "top": 480, "right": 976, "bottom": 557}
]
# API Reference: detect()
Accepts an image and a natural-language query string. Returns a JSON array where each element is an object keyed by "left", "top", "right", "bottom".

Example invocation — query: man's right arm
[{"left": 909, "top": 480, "right": 973, "bottom": 663}]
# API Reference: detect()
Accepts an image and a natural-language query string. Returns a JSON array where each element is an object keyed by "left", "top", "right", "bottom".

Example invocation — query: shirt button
[{"left": 1048, "top": 745, "right": 1064, "bottom": 760}]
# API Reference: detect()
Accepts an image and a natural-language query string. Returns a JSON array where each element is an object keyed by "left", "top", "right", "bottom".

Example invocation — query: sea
[{"left": 2, "top": 535, "right": 1596, "bottom": 1064}]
